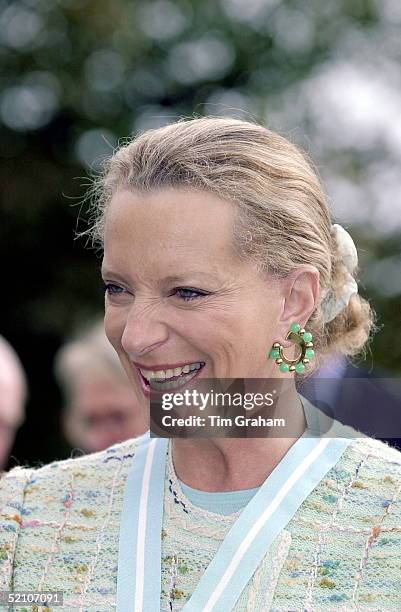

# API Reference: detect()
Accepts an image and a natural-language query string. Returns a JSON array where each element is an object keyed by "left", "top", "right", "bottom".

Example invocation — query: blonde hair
[{"left": 85, "top": 116, "right": 377, "bottom": 373}]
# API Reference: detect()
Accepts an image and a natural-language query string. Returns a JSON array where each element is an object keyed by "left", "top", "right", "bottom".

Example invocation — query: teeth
[
  {"left": 149, "top": 368, "right": 202, "bottom": 391},
  {"left": 139, "top": 362, "right": 203, "bottom": 382},
  {"left": 154, "top": 370, "right": 165, "bottom": 380}
]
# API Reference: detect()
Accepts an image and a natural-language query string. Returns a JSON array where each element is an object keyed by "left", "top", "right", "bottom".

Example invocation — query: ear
[{"left": 277, "top": 265, "right": 319, "bottom": 344}]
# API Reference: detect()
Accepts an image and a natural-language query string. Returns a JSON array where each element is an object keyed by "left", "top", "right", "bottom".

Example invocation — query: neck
[{"left": 171, "top": 385, "right": 307, "bottom": 492}]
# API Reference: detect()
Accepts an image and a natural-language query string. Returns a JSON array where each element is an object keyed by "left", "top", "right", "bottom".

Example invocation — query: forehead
[{"left": 103, "top": 187, "right": 238, "bottom": 266}]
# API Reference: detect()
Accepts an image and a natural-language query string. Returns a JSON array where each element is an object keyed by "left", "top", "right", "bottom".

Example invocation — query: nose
[{"left": 120, "top": 299, "right": 169, "bottom": 359}]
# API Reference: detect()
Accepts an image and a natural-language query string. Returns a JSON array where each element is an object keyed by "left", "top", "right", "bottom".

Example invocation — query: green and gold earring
[{"left": 268, "top": 322, "right": 314, "bottom": 374}]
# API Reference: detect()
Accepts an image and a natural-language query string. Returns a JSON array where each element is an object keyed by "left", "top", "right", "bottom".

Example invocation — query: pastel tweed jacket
[{"left": 1, "top": 432, "right": 401, "bottom": 611}]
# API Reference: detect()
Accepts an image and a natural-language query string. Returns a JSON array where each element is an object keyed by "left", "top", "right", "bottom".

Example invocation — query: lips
[{"left": 133, "top": 362, "right": 206, "bottom": 396}]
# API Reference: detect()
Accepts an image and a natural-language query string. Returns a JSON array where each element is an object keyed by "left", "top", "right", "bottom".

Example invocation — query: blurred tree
[{"left": 1, "top": 0, "right": 400, "bottom": 464}]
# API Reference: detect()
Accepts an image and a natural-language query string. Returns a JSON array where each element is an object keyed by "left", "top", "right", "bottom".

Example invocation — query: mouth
[{"left": 134, "top": 361, "right": 206, "bottom": 396}]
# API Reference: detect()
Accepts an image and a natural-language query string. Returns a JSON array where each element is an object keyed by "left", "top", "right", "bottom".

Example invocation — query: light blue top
[{"left": 179, "top": 479, "right": 260, "bottom": 515}]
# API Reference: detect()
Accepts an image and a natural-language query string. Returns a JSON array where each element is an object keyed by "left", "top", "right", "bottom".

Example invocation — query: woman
[{"left": 1, "top": 116, "right": 400, "bottom": 611}]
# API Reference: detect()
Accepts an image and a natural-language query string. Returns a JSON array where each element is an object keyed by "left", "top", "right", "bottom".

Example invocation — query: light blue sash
[{"left": 116, "top": 402, "right": 353, "bottom": 611}]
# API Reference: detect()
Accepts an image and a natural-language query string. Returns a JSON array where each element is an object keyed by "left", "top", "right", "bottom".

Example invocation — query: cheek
[{"left": 104, "top": 309, "right": 138, "bottom": 387}]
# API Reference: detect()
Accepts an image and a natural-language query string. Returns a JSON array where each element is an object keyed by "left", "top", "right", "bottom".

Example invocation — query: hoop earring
[{"left": 268, "top": 322, "right": 314, "bottom": 373}]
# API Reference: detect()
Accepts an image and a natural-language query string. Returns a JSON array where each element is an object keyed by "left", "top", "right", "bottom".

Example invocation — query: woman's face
[{"left": 102, "top": 188, "right": 315, "bottom": 407}]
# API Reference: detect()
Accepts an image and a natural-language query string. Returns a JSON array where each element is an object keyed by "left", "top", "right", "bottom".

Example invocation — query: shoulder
[
  {"left": 0, "top": 434, "right": 148, "bottom": 589},
  {"left": 341, "top": 435, "right": 401, "bottom": 472},
  {"left": 0, "top": 432, "right": 147, "bottom": 507},
  {"left": 324, "top": 436, "right": 401, "bottom": 515},
  {"left": 295, "top": 436, "right": 401, "bottom": 542},
  {"left": 324, "top": 412, "right": 401, "bottom": 480},
  {"left": 20, "top": 433, "right": 148, "bottom": 498}
]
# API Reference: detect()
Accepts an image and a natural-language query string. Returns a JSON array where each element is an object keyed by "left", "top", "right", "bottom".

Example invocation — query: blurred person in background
[
  {"left": 0, "top": 336, "right": 27, "bottom": 470},
  {"left": 54, "top": 319, "right": 147, "bottom": 453}
]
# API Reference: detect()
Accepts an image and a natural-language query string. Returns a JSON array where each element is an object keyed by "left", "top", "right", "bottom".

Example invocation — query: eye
[
  {"left": 103, "top": 282, "right": 125, "bottom": 296},
  {"left": 173, "top": 287, "right": 208, "bottom": 302},
  {"left": 103, "top": 283, "right": 133, "bottom": 304}
]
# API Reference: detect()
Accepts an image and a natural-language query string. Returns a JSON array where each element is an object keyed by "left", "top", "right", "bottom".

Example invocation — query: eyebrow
[
  {"left": 100, "top": 266, "right": 127, "bottom": 282},
  {"left": 156, "top": 273, "right": 218, "bottom": 286}
]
